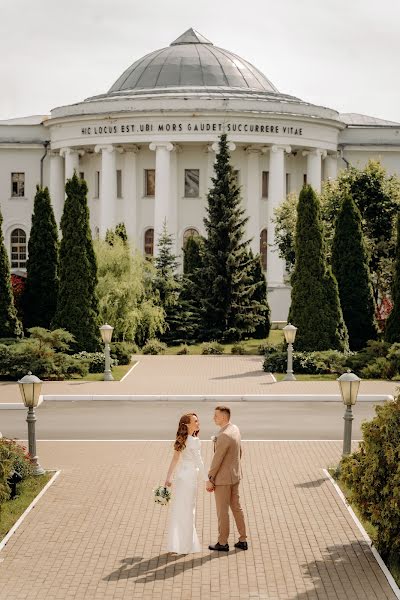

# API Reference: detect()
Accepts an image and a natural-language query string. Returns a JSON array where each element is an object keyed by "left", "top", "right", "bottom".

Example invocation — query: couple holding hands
[{"left": 164, "top": 406, "right": 248, "bottom": 554}]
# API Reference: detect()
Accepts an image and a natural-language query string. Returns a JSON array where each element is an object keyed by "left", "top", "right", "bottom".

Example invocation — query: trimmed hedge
[
  {"left": 340, "top": 394, "right": 400, "bottom": 563},
  {"left": 0, "top": 439, "right": 33, "bottom": 505}
]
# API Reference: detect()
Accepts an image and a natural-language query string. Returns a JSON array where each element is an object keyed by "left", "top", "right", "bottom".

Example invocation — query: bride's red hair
[{"left": 174, "top": 413, "right": 199, "bottom": 452}]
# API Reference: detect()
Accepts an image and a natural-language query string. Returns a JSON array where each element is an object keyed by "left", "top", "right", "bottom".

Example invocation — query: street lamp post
[
  {"left": 337, "top": 371, "right": 361, "bottom": 457},
  {"left": 18, "top": 372, "right": 45, "bottom": 475},
  {"left": 282, "top": 323, "right": 297, "bottom": 381},
  {"left": 100, "top": 323, "right": 114, "bottom": 381}
]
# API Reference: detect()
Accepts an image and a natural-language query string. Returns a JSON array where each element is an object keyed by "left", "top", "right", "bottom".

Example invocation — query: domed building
[{"left": 1, "top": 28, "right": 400, "bottom": 322}]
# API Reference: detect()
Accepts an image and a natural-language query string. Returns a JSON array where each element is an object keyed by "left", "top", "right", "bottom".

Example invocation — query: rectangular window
[
  {"left": 286, "top": 173, "right": 291, "bottom": 194},
  {"left": 94, "top": 171, "right": 100, "bottom": 198},
  {"left": 79, "top": 171, "right": 85, "bottom": 181},
  {"left": 262, "top": 171, "right": 269, "bottom": 198},
  {"left": 303, "top": 173, "right": 307, "bottom": 186},
  {"left": 116, "top": 170, "right": 122, "bottom": 198},
  {"left": 184, "top": 169, "right": 200, "bottom": 198},
  {"left": 11, "top": 173, "right": 25, "bottom": 197},
  {"left": 145, "top": 169, "right": 155, "bottom": 197}
]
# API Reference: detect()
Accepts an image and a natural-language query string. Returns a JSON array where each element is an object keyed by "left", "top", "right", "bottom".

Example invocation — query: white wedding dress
[{"left": 166, "top": 435, "right": 208, "bottom": 554}]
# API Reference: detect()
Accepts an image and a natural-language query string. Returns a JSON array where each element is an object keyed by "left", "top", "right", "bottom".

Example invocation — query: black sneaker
[
  {"left": 234, "top": 541, "right": 248, "bottom": 550},
  {"left": 208, "top": 542, "right": 229, "bottom": 552}
]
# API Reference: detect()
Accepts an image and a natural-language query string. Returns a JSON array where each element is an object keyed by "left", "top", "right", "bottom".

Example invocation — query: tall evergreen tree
[
  {"left": 23, "top": 186, "right": 59, "bottom": 330},
  {"left": 200, "top": 133, "right": 261, "bottom": 342},
  {"left": 154, "top": 222, "right": 182, "bottom": 344},
  {"left": 385, "top": 214, "right": 400, "bottom": 343},
  {"left": 249, "top": 252, "right": 271, "bottom": 339},
  {"left": 53, "top": 174, "right": 100, "bottom": 352},
  {"left": 289, "top": 185, "right": 348, "bottom": 351},
  {"left": 0, "top": 206, "right": 22, "bottom": 338},
  {"left": 178, "top": 235, "right": 205, "bottom": 343},
  {"left": 332, "top": 194, "right": 378, "bottom": 350}
]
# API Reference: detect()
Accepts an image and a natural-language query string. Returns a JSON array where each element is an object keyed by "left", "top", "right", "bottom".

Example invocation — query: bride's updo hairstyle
[{"left": 174, "top": 413, "right": 199, "bottom": 452}]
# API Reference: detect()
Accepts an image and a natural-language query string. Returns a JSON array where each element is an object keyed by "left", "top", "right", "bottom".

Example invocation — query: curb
[
  {"left": 323, "top": 468, "right": 400, "bottom": 599},
  {"left": 38, "top": 393, "right": 394, "bottom": 403},
  {"left": 0, "top": 470, "right": 61, "bottom": 553}
]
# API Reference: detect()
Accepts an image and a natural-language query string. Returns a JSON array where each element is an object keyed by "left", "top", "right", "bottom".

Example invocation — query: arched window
[
  {"left": 260, "top": 229, "right": 268, "bottom": 271},
  {"left": 183, "top": 227, "right": 199, "bottom": 247},
  {"left": 144, "top": 228, "right": 154, "bottom": 257},
  {"left": 10, "top": 228, "right": 27, "bottom": 269}
]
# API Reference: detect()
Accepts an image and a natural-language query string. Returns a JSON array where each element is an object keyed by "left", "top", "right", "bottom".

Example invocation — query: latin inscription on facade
[{"left": 80, "top": 121, "right": 304, "bottom": 137}]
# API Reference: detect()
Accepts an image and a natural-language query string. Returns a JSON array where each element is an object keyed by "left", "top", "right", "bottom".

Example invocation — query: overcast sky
[{"left": 1, "top": 0, "right": 399, "bottom": 121}]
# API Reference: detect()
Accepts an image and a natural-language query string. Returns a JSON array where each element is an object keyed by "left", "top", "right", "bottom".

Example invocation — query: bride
[{"left": 164, "top": 412, "right": 209, "bottom": 554}]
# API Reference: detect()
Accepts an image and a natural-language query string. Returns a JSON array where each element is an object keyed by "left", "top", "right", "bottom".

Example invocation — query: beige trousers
[{"left": 214, "top": 482, "right": 247, "bottom": 545}]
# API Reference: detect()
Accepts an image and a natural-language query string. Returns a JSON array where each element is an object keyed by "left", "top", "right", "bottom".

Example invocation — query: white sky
[{"left": 1, "top": 0, "right": 399, "bottom": 121}]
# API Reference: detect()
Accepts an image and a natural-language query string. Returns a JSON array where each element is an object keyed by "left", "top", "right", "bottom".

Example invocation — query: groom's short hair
[{"left": 215, "top": 405, "right": 231, "bottom": 419}]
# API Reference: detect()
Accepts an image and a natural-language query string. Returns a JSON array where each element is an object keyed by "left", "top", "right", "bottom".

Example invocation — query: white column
[
  {"left": 149, "top": 142, "right": 174, "bottom": 256},
  {"left": 267, "top": 145, "right": 291, "bottom": 287},
  {"left": 324, "top": 152, "right": 338, "bottom": 181},
  {"left": 246, "top": 147, "right": 261, "bottom": 255},
  {"left": 303, "top": 149, "right": 325, "bottom": 193},
  {"left": 122, "top": 146, "right": 139, "bottom": 243},
  {"left": 170, "top": 146, "right": 181, "bottom": 255},
  {"left": 95, "top": 144, "right": 117, "bottom": 238},
  {"left": 60, "top": 147, "right": 81, "bottom": 182},
  {"left": 49, "top": 151, "right": 64, "bottom": 226}
]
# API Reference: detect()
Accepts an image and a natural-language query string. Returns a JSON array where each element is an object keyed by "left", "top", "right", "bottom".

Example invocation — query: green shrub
[
  {"left": 177, "top": 345, "right": 190, "bottom": 355},
  {"left": 0, "top": 345, "right": 88, "bottom": 380},
  {"left": 73, "top": 351, "right": 117, "bottom": 373},
  {"left": 0, "top": 439, "right": 34, "bottom": 505},
  {"left": 142, "top": 339, "right": 167, "bottom": 355},
  {"left": 231, "top": 343, "right": 246, "bottom": 355},
  {"left": 340, "top": 394, "right": 400, "bottom": 562},
  {"left": 257, "top": 341, "right": 284, "bottom": 355},
  {"left": 110, "top": 342, "right": 137, "bottom": 365},
  {"left": 360, "top": 357, "right": 395, "bottom": 380},
  {"left": 345, "top": 340, "right": 391, "bottom": 375},
  {"left": 262, "top": 349, "right": 348, "bottom": 375},
  {"left": 201, "top": 341, "right": 224, "bottom": 355}
]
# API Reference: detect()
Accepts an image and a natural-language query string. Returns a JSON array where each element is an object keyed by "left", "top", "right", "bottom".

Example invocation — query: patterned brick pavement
[{"left": 0, "top": 441, "right": 396, "bottom": 599}]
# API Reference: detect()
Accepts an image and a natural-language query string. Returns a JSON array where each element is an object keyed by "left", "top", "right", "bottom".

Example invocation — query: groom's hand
[{"left": 206, "top": 481, "right": 214, "bottom": 492}]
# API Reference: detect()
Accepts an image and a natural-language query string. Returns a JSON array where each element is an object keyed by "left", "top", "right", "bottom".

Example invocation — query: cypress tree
[
  {"left": 53, "top": 174, "right": 100, "bottom": 352},
  {"left": 201, "top": 133, "right": 259, "bottom": 342},
  {"left": 249, "top": 252, "right": 271, "bottom": 339},
  {"left": 385, "top": 214, "right": 400, "bottom": 343},
  {"left": 332, "top": 194, "right": 378, "bottom": 350},
  {"left": 289, "top": 185, "right": 348, "bottom": 351},
  {"left": 23, "top": 186, "right": 59, "bottom": 330},
  {"left": 0, "top": 206, "right": 22, "bottom": 338}
]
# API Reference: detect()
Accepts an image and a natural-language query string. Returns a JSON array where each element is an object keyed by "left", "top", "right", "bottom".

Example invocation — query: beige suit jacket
[{"left": 208, "top": 423, "right": 242, "bottom": 485}]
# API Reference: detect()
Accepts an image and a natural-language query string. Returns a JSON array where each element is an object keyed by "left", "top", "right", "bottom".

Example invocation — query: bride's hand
[{"left": 164, "top": 480, "right": 172, "bottom": 487}]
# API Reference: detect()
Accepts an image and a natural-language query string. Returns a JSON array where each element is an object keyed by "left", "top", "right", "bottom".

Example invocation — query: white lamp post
[
  {"left": 18, "top": 372, "right": 45, "bottom": 475},
  {"left": 337, "top": 371, "right": 361, "bottom": 456},
  {"left": 99, "top": 323, "right": 114, "bottom": 381},
  {"left": 282, "top": 323, "right": 297, "bottom": 381}
]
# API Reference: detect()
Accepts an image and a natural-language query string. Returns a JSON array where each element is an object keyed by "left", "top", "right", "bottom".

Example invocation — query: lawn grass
[
  {"left": 0, "top": 473, "right": 53, "bottom": 539},
  {"left": 329, "top": 468, "right": 400, "bottom": 587},
  {"left": 71, "top": 362, "right": 135, "bottom": 382},
  {"left": 164, "top": 330, "right": 284, "bottom": 355}
]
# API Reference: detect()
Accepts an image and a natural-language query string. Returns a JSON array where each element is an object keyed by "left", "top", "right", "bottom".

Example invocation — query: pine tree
[
  {"left": 105, "top": 222, "right": 128, "bottom": 246},
  {"left": 154, "top": 222, "right": 182, "bottom": 344},
  {"left": 23, "top": 186, "right": 59, "bottom": 330},
  {"left": 289, "top": 185, "right": 348, "bottom": 351},
  {"left": 249, "top": 252, "right": 271, "bottom": 339},
  {"left": 53, "top": 174, "right": 100, "bottom": 352},
  {"left": 0, "top": 206, "right": 22, "bottom": 338},
  {"left": 385, "top": 214, "right": 400, "bottom": 343},
  {"left": 178, "top": 235, "right": 205, "bottom": 343},
  {"left": 332, "top": 194, "right": 378, "bottom": 350},
  {"left": 201, "top": 133, "right": 261, "bottom": 342}
]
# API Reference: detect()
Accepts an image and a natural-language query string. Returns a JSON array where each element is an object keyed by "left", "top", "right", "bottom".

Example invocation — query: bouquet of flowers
[{"left": 153, "top": 485, "right": 172, "bottom": 505}]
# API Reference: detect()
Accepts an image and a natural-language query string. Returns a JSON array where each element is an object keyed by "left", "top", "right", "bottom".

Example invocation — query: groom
[{"left": 206, "top": 405, "right": 248, "bottom": 551}]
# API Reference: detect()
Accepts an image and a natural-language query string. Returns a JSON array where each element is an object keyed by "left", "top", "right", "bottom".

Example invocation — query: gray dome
[{"left": 108, "top": 29, "right": 279, "bottom": 95}]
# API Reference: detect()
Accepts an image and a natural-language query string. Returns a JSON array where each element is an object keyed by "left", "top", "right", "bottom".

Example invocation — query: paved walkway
[
  {"left": 0, "top": 441, "right": 396, "bottom": 599},
  {"left": 0, "top": 356, "right": 397, "bottom": 404}
]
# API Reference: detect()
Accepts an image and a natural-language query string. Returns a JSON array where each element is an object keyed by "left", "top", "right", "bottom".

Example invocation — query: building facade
[{"left": 1, "top": 28, "right": 400, "bottom": 322}]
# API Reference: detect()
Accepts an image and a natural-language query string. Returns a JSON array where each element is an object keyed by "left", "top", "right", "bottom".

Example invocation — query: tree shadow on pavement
[
  {"left": 210, "top": 370, "right": 270, "bottom": 381},
  {"left": 294, "top": 478, "right": 328, "bottom": 489},
  {"left": 288, "top": 542, "right": 393, "bottom": 600},
  {"left": 104, "top": 551, "right": 235, "bottom": 583}
]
